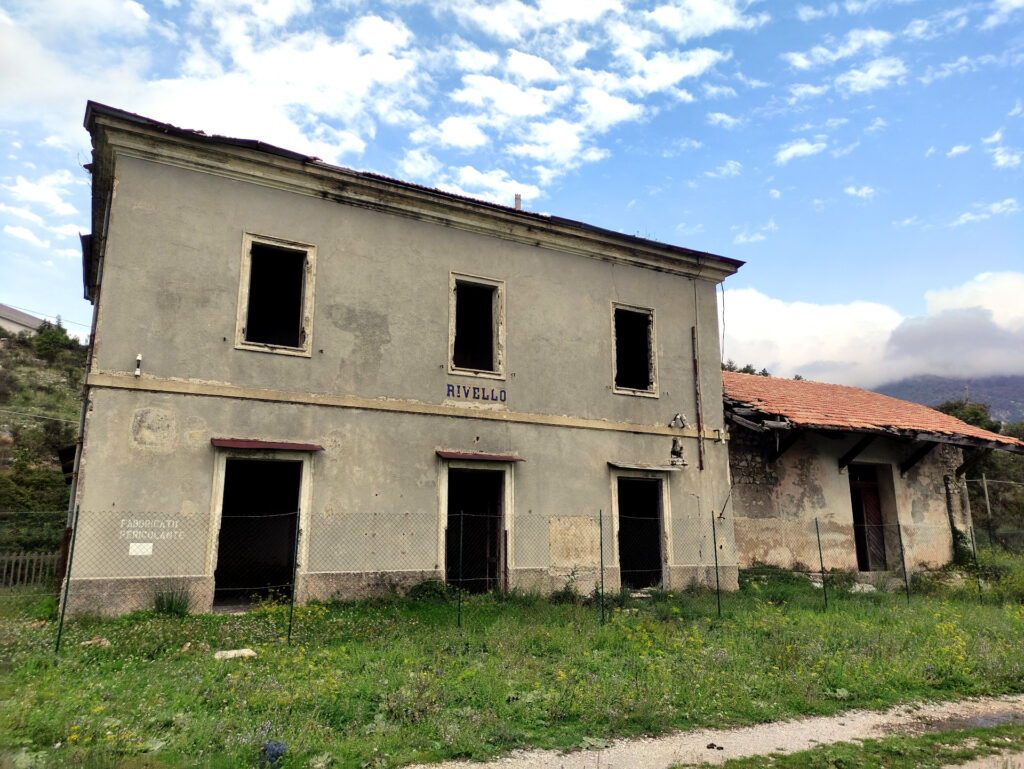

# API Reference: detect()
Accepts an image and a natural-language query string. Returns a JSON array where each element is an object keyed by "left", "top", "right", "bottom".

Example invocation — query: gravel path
[{"left": 406, "top": 694, "right": 1024, "bottom": 769}]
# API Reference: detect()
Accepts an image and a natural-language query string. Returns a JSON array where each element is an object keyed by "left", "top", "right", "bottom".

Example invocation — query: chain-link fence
[{"left": 4, "top": 477, "right": 1023, "bottom": 653}]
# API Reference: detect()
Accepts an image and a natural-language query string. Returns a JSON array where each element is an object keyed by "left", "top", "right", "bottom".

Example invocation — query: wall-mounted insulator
[{"left": 134, "top": 354, "right": 142, "bottom": 377}]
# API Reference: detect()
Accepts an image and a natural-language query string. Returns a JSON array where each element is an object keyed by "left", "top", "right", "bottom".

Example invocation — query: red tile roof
[{"left": 722, "top": 371, "right": 1024, "bottom": 451}]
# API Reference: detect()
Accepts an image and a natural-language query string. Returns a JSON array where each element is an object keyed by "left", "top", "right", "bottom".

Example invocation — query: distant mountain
[{"left": 873, "top": 375, "right": 1024, "bottom": 424}]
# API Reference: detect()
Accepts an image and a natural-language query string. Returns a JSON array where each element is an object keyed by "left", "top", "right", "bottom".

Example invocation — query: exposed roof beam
[
  {"left": 956, "top": 448, "right": 992, "bottom": 479},
  {"left": 899, "top": 441, "right": 937, "bottom": 477},
  {"left": 726, "top": 412, "right": 766, "bottom": 432},
  {"left": 838, "top": 434, "right": 875, "bottom": 471}
]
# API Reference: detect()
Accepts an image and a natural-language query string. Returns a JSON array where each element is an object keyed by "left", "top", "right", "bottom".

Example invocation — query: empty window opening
[
  {"left": 849, "top": 465, "right": 887, "bottom": 571},
  {"left": 214, "top": 458, "right": 301, "bottom": 606},
  {"left": 245, "top": 243, "right": 306, "bottom": 347},
  {"left": 617, "top": 477, "right": 663, "bottom": 589},
  {"left": 453, "top": 281, "right": 496, "bottom": 371},
  {"left": 614, "top": 307, "right": 654, "bottom": 391},
  {"left": 446, "top": 469, "right": 504, "bottom": 593}
]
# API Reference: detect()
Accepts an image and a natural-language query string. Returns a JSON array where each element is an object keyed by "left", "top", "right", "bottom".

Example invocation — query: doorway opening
[
  {"left": 617, "top": 477, "right": 664, "bottom": 589},
  {"left": 849, "top": 464, "right": 887, "bottom": 571},
  {"left": 446, "top": 469, "right": 504, "bottom": 593},
  {"left": 214, "top": 458, "right": 302, "bottom": 606}
]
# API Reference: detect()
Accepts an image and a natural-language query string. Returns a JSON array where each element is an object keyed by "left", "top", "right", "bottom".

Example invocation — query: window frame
[
  {"left": 611, "top": 302, "right": 659, "bottom": 397},
  {"left": 234, "top": 232, "right": 317, "bottom": 358},
  {"left": 447, "top": 272, "right": 506, "bottom": 380}
]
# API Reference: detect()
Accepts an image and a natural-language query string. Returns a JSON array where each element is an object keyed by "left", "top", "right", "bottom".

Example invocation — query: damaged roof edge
[{"left": 81, "top": 101, "right": 744, "bottom": 283}]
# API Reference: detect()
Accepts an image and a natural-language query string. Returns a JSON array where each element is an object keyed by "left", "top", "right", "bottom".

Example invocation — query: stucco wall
[
  {"left": 729, "top": 427, "right": 968, "bottom": 572},
  {"left": 68, "top": 152, "right": 737, "bottom": 614}
]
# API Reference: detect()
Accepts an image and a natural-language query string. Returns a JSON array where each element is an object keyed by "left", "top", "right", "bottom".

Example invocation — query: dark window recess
[
  {"left": 614, "top": 308, "right": 653, "bottom": 390},
  {"left": 245, "top": 243, "right": 305, "bottom": 347},
  {"left": 617, "top": 477, "right": 663, "bottom": 589},
  {"left": 214, "top": 458, "right": 301, "bottom": 606},
  {"left": 453, "top": 282, "right": 495, "bottom": 371}
]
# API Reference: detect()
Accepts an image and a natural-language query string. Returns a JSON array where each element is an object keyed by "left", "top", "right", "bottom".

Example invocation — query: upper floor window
[
  {"left": 612, "top": 303, "right": 657, "bottom": 396},
  {"left": 235, "top": 234, "right": 316, "bottom": 357},
  {"left": 448, "top": 273, "right": 505, "bottom": 379}
]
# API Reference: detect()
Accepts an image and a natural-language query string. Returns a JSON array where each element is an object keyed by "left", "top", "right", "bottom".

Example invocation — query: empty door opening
[
  {"left": 850, "top": 465, "right": 887, "bottom": 571},
  {"left": 215, "top": 458, "right": 302, "bottom": 605},
  {"left": 446, "top": 469, "right": 504, "bottom": 593},
  {"left": 617, "top": 477, "right": 664, "bottom": 589}
]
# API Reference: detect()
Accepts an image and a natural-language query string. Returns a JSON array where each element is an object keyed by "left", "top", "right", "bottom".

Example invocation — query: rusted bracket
[
  {"left": 769, "top": 430, "right": 801, "bottom": 463},
  {"left": 838, "top": 434, "right": 875, "bottom": 471},
  {"left": 955, "top": 448, "right": 992, "bottom": 479},
  {"left": 899, "top": 441, "right": 936, "bottom": 477}
]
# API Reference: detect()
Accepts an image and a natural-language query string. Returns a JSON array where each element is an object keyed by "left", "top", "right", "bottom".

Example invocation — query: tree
[
  {"left": 33, "top": 320, "right": 73, "bottom": 363},
  {"left": 721, "top": 360, "right": 771, "bottom": 376}
]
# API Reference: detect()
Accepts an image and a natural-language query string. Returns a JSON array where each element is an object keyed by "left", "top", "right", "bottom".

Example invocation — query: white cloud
[
  {"left": 981, "top": 0, "right": 1024, "bottom": 29},
  {"left": 925, "top": 145, "right": 937, "bottom": 157},
  {"left": 769, "top": 188, "right": 781, "bottom": 199},
  {"left": 438, "top": 116, "right": 489, "bottom": 148},
  {"left": 796, "top": 4, "right": 839, "bottom": 22},
  {"left": 733, "top": 232, "right": 765, "bottom": 244},
  {"left": 1009, "top": 99, "right": 1023, "bottom": 117},
  {"left": 834, "top": 56, "right": 907, "bottom": 94},
  {"left": 949, "top": 198, "right": 1020, "bottom": 226},
  {"left": 47, "top": 222, "right": 84, "bottom": 238},
  {"left": 578, "top": 87, "right": 644, "bottom": 131},
  {"left": 0, "top": 203, "right": 44, "bottom": 225},
  {"left": 775, "top": 138, "right": 827, "bottom": 164},
  {"left": 663, "top": 137, "right": 703, "bottom": 156},
  {"left": 452, "top": 75, "right": 570, "bottom": 119},
  {"left": 705, "top": 159, "right": 742, "bottom": 178},
  {"left": 903, "top": 9, "right": 968, "bottom": 41},
  {"left": 919, "top": 54, "right": 998, "bottom": 85},
  {"left": 703, "top": 83, "right": 737, "bottom": 98},
  {"left": 507, "top": 49, "right": 561, "bottom": 82},
  {"left": 983, "top": 128, "right": 1003, "bottom": 143},
  {"left": 4, "top": 224, "right": 50, "bottom": 248},
  {"left": 990, "top": 146, "right": 1022, "bottom": 168},
  {"left": 707, "top": 111, "right": 741, "bottom": 129},
  {"left": 947, "top": 144, "right": 971, "bottom": 157},
  {"left": 927, "top": 272, "right": 1024, "bottom": 331},
  {"left": 893, "top": 216, "right": 918, "bottom": 227},
  {"left": 3, "top": 171, "right": 78, "bottom": 215},
  {"left": 453, "top": 42, "right": 499, "bottom": 73},
  {"left": 399, "top": 148, "right": 442, "bottom": 180},
  {"left": 782, "top": 27, "right": 893, "bottom": 70},
  {"left": 832, "top": 140, "right": 860, "bottom": 157},
  {"left": 844, "top": 184, "right": 875, "bottom": 198},
  {"left": 442, "top": 165, "right": 541, "bottom": 205},
  {"left": 788, "top": 83, "right": 830, "bottom": 103},
  {"left": 646, "top": 0, "right": 770, "bottom": 42},
  {"left": 865, "top": 117, "right": 887, "bottom": 132}
]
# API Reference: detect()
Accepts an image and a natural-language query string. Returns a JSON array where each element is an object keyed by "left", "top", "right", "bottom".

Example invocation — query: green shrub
[
  {"left": 29, "top": 594, "right": 58, "bottom": 621},
  {"left": 406, "top": 579, "right": 455, "bottom": 603},
  {"left": 153, "top": 582, "right": 191, "bottom": 616}
]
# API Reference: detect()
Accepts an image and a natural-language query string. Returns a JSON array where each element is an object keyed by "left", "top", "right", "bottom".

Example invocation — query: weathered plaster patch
[
  {"left": 549, "top": 516, "right": 600, "bottom": 566},
  {"left": 325, "top": 305, "right": 391, "bottom": 372},
  {"left": 129, "top": 408, "right": 177, "bottom": 452}
]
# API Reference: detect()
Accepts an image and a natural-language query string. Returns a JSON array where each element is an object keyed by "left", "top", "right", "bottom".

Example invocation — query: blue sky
[{"left": 1, "top": 0, "right": 1022, "bottom": 387}]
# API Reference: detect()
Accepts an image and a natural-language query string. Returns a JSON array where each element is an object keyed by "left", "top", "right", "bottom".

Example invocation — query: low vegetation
[
  {"left": 3, "top": 569, "right": 1024, "bottom": 768},
  {"left": 0, "top": 323, "right": 86, "bottom": 514}
]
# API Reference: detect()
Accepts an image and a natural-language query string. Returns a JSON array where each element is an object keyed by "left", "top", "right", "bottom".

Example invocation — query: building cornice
[{"left": 84, "top": 102, "right": 742, "bottom": 295}]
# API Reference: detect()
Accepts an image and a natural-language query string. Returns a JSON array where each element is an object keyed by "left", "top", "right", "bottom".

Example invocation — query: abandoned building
[
  {"left": 65, "top": 102, "right": 744, "bottom": 614},
  {"left": 723, "top": 371, "right": 1024, "bottom": 573}
]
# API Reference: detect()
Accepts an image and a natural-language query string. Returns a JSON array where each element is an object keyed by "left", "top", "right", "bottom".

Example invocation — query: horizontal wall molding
[{"left": 87, "top": 370, "right": 726, "bottom": 441}]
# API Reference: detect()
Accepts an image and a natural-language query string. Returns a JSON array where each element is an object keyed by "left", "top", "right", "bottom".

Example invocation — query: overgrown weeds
[{"left": 3, "top": 569, "right": 1024, "bottom": 768}]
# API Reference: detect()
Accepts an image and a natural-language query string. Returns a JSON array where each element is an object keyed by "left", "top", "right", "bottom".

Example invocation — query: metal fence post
[
  {"left": 815, "top": 518, "right": 828, "bottom": 610},
  {"left": 55, "top": 505, "right": 80, "bottom": 655},
  {"left": 982, "top": 474, "right": 994, "bottom": 544},
  {"left": 895, "top": 523, "right": 911, "bottom": 606},
  {"left": 710, "top": 509, "right": 721, "bottom": 618},
  {"left": 969, "top": 525, "right": 983, "bottom": 605},
  {"left": 598, "top": 508, "right": 605, "bottom": 625},
  {"left": 287, "top": 510, "right": 301, "bottom": 646},
  {"left": 457, "top": 509, "right": 464, "bottom": 629}
]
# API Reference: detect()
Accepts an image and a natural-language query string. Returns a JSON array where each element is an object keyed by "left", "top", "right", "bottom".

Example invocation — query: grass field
[{"left": 2, "top": 576, "right": 1023, "bottom": 768}]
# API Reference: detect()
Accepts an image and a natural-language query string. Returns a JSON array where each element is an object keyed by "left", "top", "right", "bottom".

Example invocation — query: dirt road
[{"left": 407, "top": 694, "right": 1024, "bottom": 769}]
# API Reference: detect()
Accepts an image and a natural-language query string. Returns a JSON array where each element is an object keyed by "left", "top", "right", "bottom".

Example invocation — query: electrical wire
[{"left": 0, "top": 407, "right": 79, "bottom": 424}]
